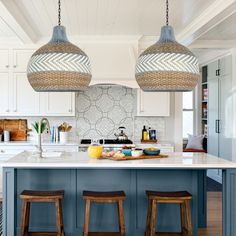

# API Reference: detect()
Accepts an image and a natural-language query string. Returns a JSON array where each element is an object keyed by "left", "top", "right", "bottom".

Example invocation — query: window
[{"left": 183, "top": 91, "right": 194, "bottom": 138}]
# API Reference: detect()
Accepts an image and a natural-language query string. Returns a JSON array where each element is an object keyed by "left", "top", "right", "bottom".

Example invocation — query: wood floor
[{"left": 198, "top": 192, "right": 222, "bottom": 236}]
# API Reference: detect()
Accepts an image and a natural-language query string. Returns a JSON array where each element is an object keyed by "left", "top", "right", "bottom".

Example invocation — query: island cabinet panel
[{"left": 5, "top": 169, "right": 206, "bottom": 236}]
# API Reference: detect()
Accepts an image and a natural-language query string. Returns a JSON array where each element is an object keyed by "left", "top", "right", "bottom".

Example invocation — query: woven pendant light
[
  {"left": 135, "top": 0, "right": 200, "bottom": 92},
  {"left": 27, "top": 0, "right": 92, "bottom": 92}
]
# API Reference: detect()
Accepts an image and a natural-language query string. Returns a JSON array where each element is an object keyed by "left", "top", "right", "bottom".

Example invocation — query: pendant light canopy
[
  {"left": 135, "top": 0, "right": 200, "bottom": 92},
  {"left": 27, "top": 0, "right": 92, "bottom": 92}
]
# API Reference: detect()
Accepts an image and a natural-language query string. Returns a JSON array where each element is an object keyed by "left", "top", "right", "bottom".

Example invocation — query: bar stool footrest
[
  {"left": 87, "top": 233, "right": 123, "bottom": 236},
  {"left": 29, "top": 232, "right": 60, "bottom": 236}
]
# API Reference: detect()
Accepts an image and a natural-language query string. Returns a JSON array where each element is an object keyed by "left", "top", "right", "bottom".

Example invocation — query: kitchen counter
[
  {"left": 3, "top": 152, "right": 236, "bottom": 236},
  {"left": 2, "top": 151, "right": 236, "bottom": 169},
  {"left": 0, "top": 141, "right": 78, "bottom": 146}
]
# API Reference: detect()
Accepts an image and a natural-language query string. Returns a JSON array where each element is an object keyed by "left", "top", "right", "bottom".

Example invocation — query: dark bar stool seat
[
  {"left": 83, "top": 191, "right": 126, "bottom": 236},
  {"left": 19, "top": 190, "right": 65, "bottom": 236},
  {"left": 145, "top": 191, "right": 193, "bottom": 236}
]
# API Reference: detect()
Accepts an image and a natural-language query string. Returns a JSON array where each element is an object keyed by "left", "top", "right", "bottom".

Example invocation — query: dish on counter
[
  {"left": 101, "top": 151, "right": 125, "bottom": 159},
  {"left": 122, "top": 146, "right": 133, "bottom": 156},
  {"left": 143, "top": 147, "right": 160, "bottom": 156},
  {"left": 131, "top": 149, "right": 143, "bottom": 157}
]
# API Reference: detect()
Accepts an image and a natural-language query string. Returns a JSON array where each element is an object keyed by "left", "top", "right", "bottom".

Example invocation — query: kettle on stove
[{"left": 114, "top": 126, "right": 128, "bottom": 141}]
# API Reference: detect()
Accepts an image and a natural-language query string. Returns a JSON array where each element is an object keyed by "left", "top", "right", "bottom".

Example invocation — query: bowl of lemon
[{"left": 143, "top": 147, "right": 160, "bottom": 156}]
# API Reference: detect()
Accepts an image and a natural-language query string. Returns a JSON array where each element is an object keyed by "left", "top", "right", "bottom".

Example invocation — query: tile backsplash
[{"left": 28, "top": 85, "right": 168, "bottom": 143}]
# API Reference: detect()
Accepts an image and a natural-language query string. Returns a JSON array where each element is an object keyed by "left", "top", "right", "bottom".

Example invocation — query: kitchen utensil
[
  {"left": 143, "top": 148, "right": 160, "bottom": 156},
  {"left": 99, "top": 153, "right": 168, "bottom": 161},
  {"left": 114, "top": 126, "right": 128, "bottom": 141},
  {"left": 0, "top": 119, "right": 29, "bottom": 141},
  {"left": 4, "top": 130, "right": 10, "bottom": 142},
  {"left": 59, "top": 131, "right": 68, "bottom": 143}
]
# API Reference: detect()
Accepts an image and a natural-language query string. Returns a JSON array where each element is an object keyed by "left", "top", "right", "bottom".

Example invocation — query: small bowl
[
  {"left": 143, "top": 149, "right": 160, "bottom": 156},
  {"left": 131, "top": 149, "right": 143, "bottom": 157},
  {"left": 122, "top": 149, "right": 132, "bottom": 156}
]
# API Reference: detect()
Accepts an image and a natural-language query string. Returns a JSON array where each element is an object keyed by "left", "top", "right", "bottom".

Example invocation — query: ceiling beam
[
  {"left": 190, "top": 39, "right": 236, "bottom": 49},
  {"left": 0, "top": 1, "right": 39, "bottom": 44},
  {"left": 177, "top": 0, "right": 236, "bottom": 46}
]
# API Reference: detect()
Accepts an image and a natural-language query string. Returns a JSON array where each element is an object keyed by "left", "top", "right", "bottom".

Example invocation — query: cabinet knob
[
  {"left": 14, "top": 109, "right": 17, "bottom": 112},
  {"left": 0, "top": 150, "right": 5, "bottom": 153},
  {"left": 5, "top": 65, "right": 9, "bottom": 68},
  {"left": 13, "top": 65, "right": 17, "bottom": 68},
  {"left": 68, "top": 109, "right": 72, "bottom": 112},
  {"left": 5, "top": 109, "right": 9, "bottom": 112}
]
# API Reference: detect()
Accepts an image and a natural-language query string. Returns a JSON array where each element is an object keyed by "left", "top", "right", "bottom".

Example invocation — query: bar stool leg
[
  {"left": 117, "top": 200, "right": 125, "bottom": 236},
  {"left": 185, "top": 200, "right": 193, "bottom": 236},
  {"left": 150, "top": 200, "right": 157, "bottom": 236},
  {"left": 83, "top": 200, "right": 91, "bottom": 236},
  {"left": 20, "top": 200, "right": 30, "bottom": 236},
  {"left": 145, "top": 199, "right": 152, "bottom": 236},
  {"left": 180, "top": 202, "right": 187, "bottom": 236},
  {"left": 55, "top": 199, "right": 64, "bottom": 236}
]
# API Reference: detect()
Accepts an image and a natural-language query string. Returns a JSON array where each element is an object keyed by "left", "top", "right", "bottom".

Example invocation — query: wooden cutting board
[
  {"left": 0, "top": 119, "right": 29, "bottom": 141},
  {"left": 99, "top": 154, "right": 168, "bottom": 161}
]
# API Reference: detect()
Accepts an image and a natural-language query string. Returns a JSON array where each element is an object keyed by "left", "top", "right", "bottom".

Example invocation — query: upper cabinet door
[
  {"left": 13, "top": 73, "right": 40, "bottom": 115},
  {"left": 137, "top": 89, "right": 170, "bottom": 116},
  {"left": 0, "top": 73, "right": 10, "bottom": 115},
  {"left": 13, "top": 49, "right": 34, "bottom": 72},
  {"left": 0, "top": 49, "right": 9, "bottom": 71},
  {"left": 44, "top": 92, "right": 75, "bottom": 116},
  {"left": 219, "top": 55, "right": 232, "bottom": 76},
  {"left": 207, "top": 60, "right": 219, "bottom": 79}
]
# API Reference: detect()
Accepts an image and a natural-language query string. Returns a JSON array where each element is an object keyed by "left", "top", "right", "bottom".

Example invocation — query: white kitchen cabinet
[
  {"left": 0, "top": 49, "right": 10, "bottom": 71},
  {"left": 13, "top": 73, "right": 40, "bottom": 115},
  {"left": 44, "top": 92, "right": 75, "bottom": 116},
  {"left": 0, "top": 73, "right": 10, "bottom": 115},
  {"left": 13, "top": 49, "right": 34, "bottom": 72},
  {"left": 137, "top": 89, "right": 170, "bottom": 116}
]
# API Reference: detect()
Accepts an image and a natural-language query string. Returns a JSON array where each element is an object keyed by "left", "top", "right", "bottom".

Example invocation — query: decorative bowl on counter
[
  {"left": 122, "top": 149, "right": 132, "bottom": 156},
  {"left": 143, "top": 148, "right": 160, "bottom": 156},
  {"left": 131, "top": 149, "right": 143, "bottom": 157}
]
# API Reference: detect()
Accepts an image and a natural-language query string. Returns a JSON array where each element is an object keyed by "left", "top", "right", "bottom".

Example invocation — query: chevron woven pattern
[
  {"left": 135, "top": 52, "right": 199, "bottom": 75},
  {"left": 28, "top": 52, "right": 91, "bottom": 75}
]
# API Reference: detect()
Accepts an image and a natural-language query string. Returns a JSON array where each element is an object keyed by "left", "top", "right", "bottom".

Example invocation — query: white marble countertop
[
  {"left": 3, "top": 151, "right": 236, "bottom": 169},
  {"left": 0, "top": 141, "right": 78, "bottom": 146}
]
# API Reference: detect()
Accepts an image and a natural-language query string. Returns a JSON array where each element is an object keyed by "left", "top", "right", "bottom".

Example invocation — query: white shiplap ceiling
[
  {"left": 3, "top": 0, "right": 216, "bottom": 36},
  {"left": 0, "top": 0, "right": 235, "bottom": 50}
]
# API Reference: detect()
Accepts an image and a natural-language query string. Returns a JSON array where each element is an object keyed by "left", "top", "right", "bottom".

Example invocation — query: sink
[{"left": 41, "top": 152, "right": 62, "bottom": 158}]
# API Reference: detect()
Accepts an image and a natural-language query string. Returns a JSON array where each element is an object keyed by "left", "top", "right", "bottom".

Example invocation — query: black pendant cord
[
  {"left": 58, "top": 0, "right": 61, "bottom": 26},
  {"left": 166, "top": 0, "right": 169, "bottom": 26}
]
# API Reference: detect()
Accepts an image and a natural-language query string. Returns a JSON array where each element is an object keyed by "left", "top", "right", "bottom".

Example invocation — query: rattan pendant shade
[
  {"left": 27, "top": 1, "right": 91, "bottom": 92},
  {"left": 135, "top": 1, "right": 200, "bottom": 92}
]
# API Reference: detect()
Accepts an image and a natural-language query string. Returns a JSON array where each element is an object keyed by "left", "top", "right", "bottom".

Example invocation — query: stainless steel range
[{"left": 79, "top": 139, "right": 135, "bottom": 152}]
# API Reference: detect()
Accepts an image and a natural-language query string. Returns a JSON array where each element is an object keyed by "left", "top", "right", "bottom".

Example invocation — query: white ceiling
[
  {"left": 0, "top": 0, "right": 235, "bottom": 58},
  {"left": 2, "top": 0, "right": 216, "bottom": 37},
  {"left": 199, "top": 12, "right": 236, "bottom": 40}
]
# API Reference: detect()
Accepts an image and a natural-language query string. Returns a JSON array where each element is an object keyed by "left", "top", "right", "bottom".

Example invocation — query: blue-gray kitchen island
[{"left": 3, "top": 151, "right": 236, "bottom": 236}]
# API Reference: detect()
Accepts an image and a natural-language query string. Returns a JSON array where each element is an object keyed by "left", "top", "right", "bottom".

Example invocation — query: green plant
[{"left": 32, "top": 121, "right": 47, "bottom": 134}]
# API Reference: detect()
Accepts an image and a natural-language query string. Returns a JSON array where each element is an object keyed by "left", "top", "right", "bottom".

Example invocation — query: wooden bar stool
[
  {"left": 19, "top": 190, "right": 65, "bottom": 236},
  {"left": 83, "top": 190, "right": 126, "bottom": 236},
  {"left": 145, "top": 191, "right": 193, "bottom": 236}
]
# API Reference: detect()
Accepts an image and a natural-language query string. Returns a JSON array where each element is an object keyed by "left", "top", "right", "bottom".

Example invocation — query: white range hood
[{"left": 80, "top": 40, "right": 139, "bottom": 88}]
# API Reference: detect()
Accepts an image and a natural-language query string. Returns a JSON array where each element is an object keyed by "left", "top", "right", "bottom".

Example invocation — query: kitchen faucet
[{"left": 37, "top": 118, "right": 51, "bottom": 155}]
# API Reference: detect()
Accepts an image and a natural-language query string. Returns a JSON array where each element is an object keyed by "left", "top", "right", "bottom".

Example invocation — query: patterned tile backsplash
[
  {"left": 75, "top": 85, "right": 166, "bottom": 142},
  {"left": 28, "top": 85, "right": 168, "bottom": 143}
]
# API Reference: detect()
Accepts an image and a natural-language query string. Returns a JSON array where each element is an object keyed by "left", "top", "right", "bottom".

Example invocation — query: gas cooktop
[{"left": 80, "top": 139, "right": 133, "bottom": 145}]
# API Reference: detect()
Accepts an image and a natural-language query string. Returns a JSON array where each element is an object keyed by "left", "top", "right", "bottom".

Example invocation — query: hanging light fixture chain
[
  {"left": 166, "top": 0, "right": 169, "bottom": 26},
  {"left": 58, "top": 0, "right": 61, "bottom": 26}
]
